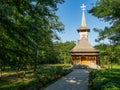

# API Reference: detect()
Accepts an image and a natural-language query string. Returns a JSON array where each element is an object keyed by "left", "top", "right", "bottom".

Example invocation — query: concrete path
[{"left": 44, "top": 69, "right": 89, "bottom": 90}]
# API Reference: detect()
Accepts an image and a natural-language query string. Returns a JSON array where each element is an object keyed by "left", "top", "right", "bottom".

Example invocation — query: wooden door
[{"left": 81, "top": 56, "right": 87, "bottom": 65}]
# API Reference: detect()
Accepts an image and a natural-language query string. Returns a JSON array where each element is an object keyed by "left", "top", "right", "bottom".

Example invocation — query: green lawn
[
  {"left": 101, "top": 64, "right": 120, "bottom": 69},
  {"left": 0, "top": 64, "right": 72, "bottom": 90}
]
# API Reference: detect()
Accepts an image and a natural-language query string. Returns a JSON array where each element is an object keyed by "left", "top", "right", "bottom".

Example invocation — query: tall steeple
[
  {"left": 77, "top": 4, "right": 90, "bottom": 40},
  {"left": 70, "top": 4, "right": 100, "bottom": 69}
]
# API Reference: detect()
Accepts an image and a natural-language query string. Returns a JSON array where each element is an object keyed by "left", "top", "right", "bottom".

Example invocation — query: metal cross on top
[{"left": 81, "top": 4, "right": 86, "bottom": 11}]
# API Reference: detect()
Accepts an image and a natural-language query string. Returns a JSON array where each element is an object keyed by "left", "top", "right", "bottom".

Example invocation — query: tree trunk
[
  {"left": 34, "top": 50, "right": 39, "bottom": 72},
  {"left": 0, "top": 64, "right": 2, "bottom": 78}
]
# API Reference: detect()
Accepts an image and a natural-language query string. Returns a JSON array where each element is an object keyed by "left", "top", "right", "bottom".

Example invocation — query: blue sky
[{"left": 56, "top": 0, "right": 109, "bottom": 45}]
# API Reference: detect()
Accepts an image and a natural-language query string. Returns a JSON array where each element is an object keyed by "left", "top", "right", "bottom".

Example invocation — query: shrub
[
  {"left": 89, "top": 69, "right": 120, "bottom": 90},
  {"left": 102, "top": 82, "right": 120, "bottom": 90},
  {"left": 0, "top": 66, "right": 72, "bottom": 90},
  {"left": 89, "top": 69, "right": 101, "bottom": 82},
  {"left": 90, "top": 77, "right": 109, "bottom": 90}
]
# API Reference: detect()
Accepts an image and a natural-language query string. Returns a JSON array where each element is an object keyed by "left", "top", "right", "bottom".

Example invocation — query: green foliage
[
  {"left": 91, "top": 77, "right": 109, "bottom": 90},
  {"left": 54, "top": 41, "right": 75, "bottom": 64},
  {"left": 89, "top": 0, "right": 120, "bottom": 66},
  {"left": 0, "top": 0, "right": 65, "bottom": 75},
  {"left": 0, "top": 65, "right": 72, "bottom": 90},
  {"left": 95, "top": 44, "right": 120, "bottom": 65},
  {"left": 89, "top": 70, "right": 102, "bottom": 82},
  {"left": 102, "top": 82, "right": 120, "bottom": 90},
  {"left": 89, "top": 0, "right": 120, "bottom": 44},
  {"left": 89, "top": 69, "right": 120, "bottom": 90}
]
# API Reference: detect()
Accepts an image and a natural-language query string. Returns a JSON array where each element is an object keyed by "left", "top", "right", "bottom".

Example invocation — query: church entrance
[{"left": 81, "top": 56, "right": 87, "bottom": 65}]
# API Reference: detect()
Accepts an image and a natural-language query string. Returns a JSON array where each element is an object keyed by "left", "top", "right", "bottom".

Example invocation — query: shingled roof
[{"left": 70, "top": 38, "right": 99, "bottom": 53}]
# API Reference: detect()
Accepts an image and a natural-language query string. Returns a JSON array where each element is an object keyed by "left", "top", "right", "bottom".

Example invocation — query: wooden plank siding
[{"left": 71, "top": 55, "right": 98, "bottom": 66}]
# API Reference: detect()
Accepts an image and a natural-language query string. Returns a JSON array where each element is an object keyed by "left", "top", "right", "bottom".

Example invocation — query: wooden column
[{"left": 95, "top": 56, "right": 96, "bottom": 65}]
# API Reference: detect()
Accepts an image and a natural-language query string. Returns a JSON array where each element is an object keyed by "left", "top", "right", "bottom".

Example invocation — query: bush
[
  {"left": 0, "top": 66, "right": 72, "bottom": 90},
  {"left": 89, "top": 69, "right": 101, "bottom": 82},
  {"left": 89, "top": 69, "right": 120, "bottom": 90},
  {"left": 90, "top": 77, "right": 109, "bottom": 90},
  {"left": 102, "top": 82, "right": 120, "bottom": 90}
]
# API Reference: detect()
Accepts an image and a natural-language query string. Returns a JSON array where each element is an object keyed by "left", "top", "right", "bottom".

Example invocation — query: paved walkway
[{"left": 44, "top": 69, "right": 89, "bottom": 90}]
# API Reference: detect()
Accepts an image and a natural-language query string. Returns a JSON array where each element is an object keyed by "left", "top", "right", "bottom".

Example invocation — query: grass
[
  {"left": 89, "top": 64, "right": 120, "bottom": 90},
  {"left": 101, "top": 64, "right": 120, "bottom": 69},
  {"left": 49, "top": 64, "right": 71, "bottom": 67},
  {"left": 111, "top": 64, "right": 120, "bottom": 69},
  {"left": 0, "top": 64, "right": 72, "bottom": 90}
]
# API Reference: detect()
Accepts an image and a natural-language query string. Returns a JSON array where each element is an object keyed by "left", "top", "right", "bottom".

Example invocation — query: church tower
[
  {"left": 70, "top": 4, "right": 100, "bottom": 69},
  {"left": 78, "top": 4, "right": 90, "bottom": 40}
]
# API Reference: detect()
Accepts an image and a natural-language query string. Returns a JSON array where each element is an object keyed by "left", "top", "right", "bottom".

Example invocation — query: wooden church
[{"left": 70, "top": 4, "right": 100, "bottom": 69}]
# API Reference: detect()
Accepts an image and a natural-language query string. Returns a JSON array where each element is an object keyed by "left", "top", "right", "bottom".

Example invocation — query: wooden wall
[{"left": 71, "top": 55, "right": 99, "bottom": 65}]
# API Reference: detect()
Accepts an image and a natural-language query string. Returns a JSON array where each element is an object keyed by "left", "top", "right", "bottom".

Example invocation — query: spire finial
[
  {"left": 81, "top": 4, "right": 86, "bottom": 11},
  {"left": 80, "top": 4, "right": 86, "bottom": 28}
]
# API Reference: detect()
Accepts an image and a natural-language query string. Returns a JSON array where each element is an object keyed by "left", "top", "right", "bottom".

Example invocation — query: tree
[
  {"left": 89, "top": 0, "right": 120, "bottom": 65},
  {"left": 89, "top": 0, "right": 120, "bottom": 44},
  {"left": 54, "top": 41, "right": 75, "bottom": 64},
  {"left": 0, "top": 0, "right": 64, "bottom": 75}
]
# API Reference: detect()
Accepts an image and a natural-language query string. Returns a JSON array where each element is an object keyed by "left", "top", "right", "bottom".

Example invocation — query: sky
[{"left": 56, "top": 0, "right": 109, "bottom": 46}]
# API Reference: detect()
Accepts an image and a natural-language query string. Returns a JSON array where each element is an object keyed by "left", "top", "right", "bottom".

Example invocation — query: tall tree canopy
[
  {"left": 0, "top": 0, "right": 64, "bottom": 72},
  {"left": 89, "top": 0, "right": 120, "bottom": 44},
  {"left": 90, "top": 0, "right": 120, "bottom": 65}
]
